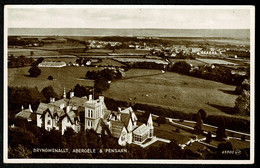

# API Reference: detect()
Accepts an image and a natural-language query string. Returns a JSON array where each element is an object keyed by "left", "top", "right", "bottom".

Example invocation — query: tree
[
  {"left": 30, "top": 51, "right": 34, "bottom": 56},
  {"left": 193, "top": 112, "right": 203, "bottom": 135},
  {"left": 156, "top": 116, "right": 166, "bottom": 127},
  {"left": 241, "top": 135, "right": 246, "bottom": 141},
  {"left": 235, "top": 79, "right": 250, "bottom": 94},
  {"left": 31, "top": 57, "right": 44, "bottom": 66},
  {"left": 216, "top": 118, "right": 226, "bottom": 141},
  {"left": 41, "top": 86, "right": 58, "bottom": 102},
  {"left": 9, "top": 144, "right": 32, "bottom": 158},
  {"left": 48, "top": 75, "right": 53, "bottom": 80},
  {"left": 170, "top": 61, "right": 191, "bottom": 75},
  {"left": 94, "top": 77, "right": 110, "bottom": 93},
  {"left": 28, "top": 66, "right": 41, "bottom": 77},
  {"left": 198, "top": 109, "right": 207, "bottom": 122},
  {"left": 73, "top": 84, "right": 90, "bottom": 97},
  {"left": 206, "top": 131, "right": 212, "bottom": 143},
  {"left": 217, "top": 142, "right": 233, "bottom": 155},
  {"left": 234, "top": 90, "right": 250, "bottom": 116}
]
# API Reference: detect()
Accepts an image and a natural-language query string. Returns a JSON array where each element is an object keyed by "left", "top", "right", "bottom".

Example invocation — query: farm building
[{"left": 38, "top": 61, "right": 66, "bottom": 67}]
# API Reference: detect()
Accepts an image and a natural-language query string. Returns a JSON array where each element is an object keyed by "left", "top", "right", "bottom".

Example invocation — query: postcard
[{"left": 3, "top": 5, "right": 255, "bottom": 164}]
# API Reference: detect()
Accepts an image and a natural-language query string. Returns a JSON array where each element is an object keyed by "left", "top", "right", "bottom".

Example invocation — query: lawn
[
  {"left": 153, "top": 123, "right": 197, "bottom": 144},
  {"left": 103, "top": 69, "right": 248, "bottom": 119},
  {"left": 8, "top": 66, "right": 101, "bottom": 95},
  {"left": 173, "top": 120, "right": 250, "bottom": 138}
]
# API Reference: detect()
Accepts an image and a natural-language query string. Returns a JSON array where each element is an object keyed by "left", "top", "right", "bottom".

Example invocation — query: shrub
[{"left": 28, "top": 66, "right": 41, "bottom": 77}]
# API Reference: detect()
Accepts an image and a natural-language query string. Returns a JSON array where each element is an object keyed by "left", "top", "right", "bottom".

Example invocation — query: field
[
  {"left": 8, "top": 48, "right": 60, "bottom": 57},
  {"left": 91, "top": 59, "right": 126, "bottom": 67},
  {"left": 43, "top": 58, "right": 78, "bottom": 64},
  {"left": 103, "top": 69, "right": 248, "bottom": 120},
  {"left": 114, "top": 58, "right": 168, "bottom": 65},
  {"left": 114, "top": 49, "right": 150, "bottom": 54},
  {"left": 8, "top": 66, "right": 101, "bottom": 95},
  {"left": 196, "top": 58, "right": 238, "bottom": 65},
  {"left": 169, "top": 59, "right": 206, "bottom": 66}
]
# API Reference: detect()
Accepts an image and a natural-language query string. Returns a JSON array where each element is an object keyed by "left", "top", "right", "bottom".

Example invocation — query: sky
[{"left": 6, "top": 6, "right": 253, "bottom": 29}]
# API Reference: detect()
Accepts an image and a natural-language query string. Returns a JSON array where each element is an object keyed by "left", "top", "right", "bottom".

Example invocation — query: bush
[
  {"left": 47, "top": 76, "right": 53, "bottom": 80},
  {"left": 156, "top": 116, "right": 166, "bottom": 126},
  {"left": 28, "top": 66, "right": 41, "bottom": 77}
]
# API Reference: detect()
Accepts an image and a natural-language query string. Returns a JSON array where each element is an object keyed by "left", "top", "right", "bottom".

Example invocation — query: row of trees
[
  {"left": 9, "top": 55, "right": 44, "bottom": 68},
  {"left": 168, "top": 61, "right": 248, "bottom": 86},
  {"left": 8, "top": 84, "right": 92, "bottom": 121},
  {"left": 9, "top": 118, "right": 202, "bottom": 159},
  {"left": 85, "top": 68, "right": 125, "bottom": 93},
  {"left": 234, "top": 79, "right": 250, "bottom": 116},
  {"left": 193, "top": 109, "right": 226, "bottom": 141},
  {"left": 104, "top": 98, "right": 250, "bottom": 133},
  {"left": 9, "top": 118, "right": 249, "bottom": 159}
]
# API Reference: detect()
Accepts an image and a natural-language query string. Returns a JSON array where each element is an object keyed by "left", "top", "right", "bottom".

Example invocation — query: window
[
  {"left": 88, "top": 110, "right": 90, "bottom": 118},
  {"left": 47, "top": 120, "right": 51, "bottom": 125}
]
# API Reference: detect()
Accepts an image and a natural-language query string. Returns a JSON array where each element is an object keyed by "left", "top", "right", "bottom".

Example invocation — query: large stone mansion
[{"left": 15, "top": 89, "right": 154, "bottom": 146}]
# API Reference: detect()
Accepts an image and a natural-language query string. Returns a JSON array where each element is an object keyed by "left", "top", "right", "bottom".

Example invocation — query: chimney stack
[
  {"left": 70, "top": 91, "right": 74, "bottom": 99},
  {"left": 29, "top": 104, "right": 33, "bottom": 112},
  {"left": 89, "top": 94, "right": 92, "bottom": 101},
  {"left": 50, "top": 97, "right": 55, "bottom": 103},
  {"left": 99, "top": 96, "right": 104, "bottom": 103}
]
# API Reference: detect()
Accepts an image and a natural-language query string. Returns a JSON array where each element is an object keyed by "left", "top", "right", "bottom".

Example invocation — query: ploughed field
[{"left": 103, "top": 69, "right": 248, "bottom": 119}]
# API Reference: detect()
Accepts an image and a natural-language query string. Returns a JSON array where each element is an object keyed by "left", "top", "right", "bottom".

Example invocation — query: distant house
[{"left": 38, "top": 61, "right": 66, "bottom": 67}]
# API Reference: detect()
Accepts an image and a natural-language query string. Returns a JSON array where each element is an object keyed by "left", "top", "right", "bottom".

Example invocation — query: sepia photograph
[{"left": 3, "top": 5, "right": 255, "bottom": 164}]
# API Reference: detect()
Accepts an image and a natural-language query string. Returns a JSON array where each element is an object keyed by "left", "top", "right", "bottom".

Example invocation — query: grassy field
[
  {"left": 103, "top": 69, "right": 248, "bottom": 119},
  {"left": 196, "top": 58, "right": 238, "bottom": 65},
  {"left": 43, "top": 58, "right": 78, "bottom": 64},
  {"left": 8, "top": 66, "right": 101, "bottom": 95},
  {"left": 8, "top": 48, "right": 60, "bottom": 57},
  {"left": 169, "top": 59, "right": 207, "bottom": 66},
  {"left": 114, "top": 49, "right": 150, "bottom": 54},
  {"left": 91, "top": 59, "right": 126, "bottom": 67}
]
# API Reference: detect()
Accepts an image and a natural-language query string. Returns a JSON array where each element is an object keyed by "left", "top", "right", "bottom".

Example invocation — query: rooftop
[{"left": 133, "top": 124, "right": 150, "bottom": 136}]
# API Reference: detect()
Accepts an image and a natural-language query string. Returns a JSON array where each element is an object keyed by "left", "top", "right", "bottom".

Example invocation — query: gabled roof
[
  {"left": 121, "top": 113, "right": 131, "bottom": 128},
  {"left": 110, "top": 121, "right": 125, "bottom": 138},
  {"left": 36, "top": 103, "right": 52, "bottom": 114},
  {"left": 133, "top": 124, "right": 149, "bottom": 136},
  {"left": 15, "top": 109, "right": 33, "bottom": 120},
  {"left": 120, "top": 107, "right": 133, "bottom": 114},
  {"left": 103, "top": 110, "right": 111, "bottom": 121},
  {"left": 95, "top": 118, "right": 103, "bottom": 134},
  {"left": 49, "top": 99, "right": 67, "bottom": 107},
  {"left": 64, "top": 110, "right": 80, "bottom": 124},
  {"left": 37, "top": 102, "right": 65, "bottom": 118},
  {"left": 69, "top": 96, "right": 88, "bottom": 107}
]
